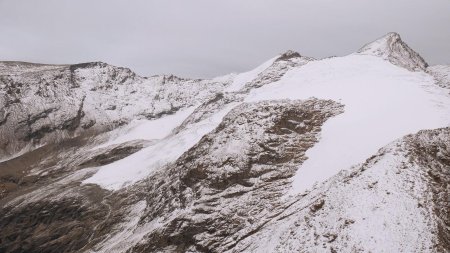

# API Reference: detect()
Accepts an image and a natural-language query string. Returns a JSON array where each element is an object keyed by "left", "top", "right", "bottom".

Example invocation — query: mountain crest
[
  {"left": 276, "top": 50, "right": 302, "bottom": 61},
  {"left": 357, "top": 32, "right": 428, "bottom": 71}
]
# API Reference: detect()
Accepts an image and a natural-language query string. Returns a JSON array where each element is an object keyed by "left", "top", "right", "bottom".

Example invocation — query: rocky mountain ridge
[{"left": 0, "top": 33, "right": 449, "bottom": 253}]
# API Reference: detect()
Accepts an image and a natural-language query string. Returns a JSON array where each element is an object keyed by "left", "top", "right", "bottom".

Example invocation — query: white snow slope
[
  {"left": 246, "top": 54, "right": 449, "bottom": 194},
  {"left": 93, "top": 105, "right": 198, "bottom": 150},
  {"left": 83, "top": 102, "right": 240, "bottom": 190}
]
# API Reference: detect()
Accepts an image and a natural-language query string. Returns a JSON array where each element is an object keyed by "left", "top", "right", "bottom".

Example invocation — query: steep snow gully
[{"left": 0, "top": 32, "right": 449, "bottom": 253}]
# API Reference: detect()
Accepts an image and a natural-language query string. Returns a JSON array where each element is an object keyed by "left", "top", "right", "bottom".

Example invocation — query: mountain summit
[
  {"left": 357, "top": 32, "right": 428, "bottom": 71},
  {"left": 0, "top": 33, "right": 449, "bottom": 253}
]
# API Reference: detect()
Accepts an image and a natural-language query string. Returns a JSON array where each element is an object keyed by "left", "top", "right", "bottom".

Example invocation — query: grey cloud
[{"left": 0, "top": 0, "right": 449, "bottom": 78}]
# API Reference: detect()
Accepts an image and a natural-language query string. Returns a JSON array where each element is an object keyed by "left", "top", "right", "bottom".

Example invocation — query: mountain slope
[
  {"left": 232, "top": 127, "right": 450, "bottom": 253},
  {"left": 0, "top": 33, "right": 449, "bottom": 253}
]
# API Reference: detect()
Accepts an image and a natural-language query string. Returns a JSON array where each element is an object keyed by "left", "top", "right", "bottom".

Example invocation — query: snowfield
[
  {"left": 92, "top": 105, "right": 198, "bottom": 150},
  {"left": 245, "top": 54, "right": 450, "bottom": 194}
]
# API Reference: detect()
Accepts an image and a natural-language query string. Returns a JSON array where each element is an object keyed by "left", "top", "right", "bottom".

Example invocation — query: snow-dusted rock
[
  {"left": 0, "top": 61, "right": 228, "bottom": 158},
  {"left": 232, "top": 127, "right": 450, "bottom": 253},
  {"left": 357, "top": 32, "right": 428, "bottom": 71},
  {"left": 0, "top": 33, "right": 449, "bottom": 253}
]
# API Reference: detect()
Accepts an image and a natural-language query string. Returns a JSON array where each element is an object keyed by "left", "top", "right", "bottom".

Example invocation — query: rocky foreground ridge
[{"left": 0, "top": 33, "right": 449, "bottom": 253}]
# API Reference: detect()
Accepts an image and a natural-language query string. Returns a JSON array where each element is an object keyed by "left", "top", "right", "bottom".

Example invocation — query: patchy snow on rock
[
  {"left": 428, "top": 64, "right": 450, "bottom": 88},
  {"left": 233, "top": 135, "right": 443, "bottom": 253},
  {"left": 91, "top": 200, "right": 147, "bottom": 253},
  {"left": 83, "top": 102, "right": 240, "bottom": 190},
  {"left": 245, "top": 54, "right": 450, "bottom": 194}
]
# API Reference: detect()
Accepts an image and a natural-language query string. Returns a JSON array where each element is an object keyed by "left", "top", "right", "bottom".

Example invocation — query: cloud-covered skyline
[{"left": 1, "top": 0, "right": 449, "bottom": 78}]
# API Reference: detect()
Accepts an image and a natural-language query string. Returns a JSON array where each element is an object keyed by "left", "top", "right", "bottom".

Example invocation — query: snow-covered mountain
[{"left": 0, "top": 33, "right": 449, "bottom": 253}]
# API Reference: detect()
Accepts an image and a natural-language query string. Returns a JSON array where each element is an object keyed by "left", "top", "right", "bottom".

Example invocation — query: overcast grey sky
[{"left": 0, "top": 0, "right": 449, "bottom": 78}]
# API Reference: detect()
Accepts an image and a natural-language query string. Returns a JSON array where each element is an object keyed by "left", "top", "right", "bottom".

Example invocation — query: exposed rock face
[
  {"left": 0, "top": 196, "right": 107, "bottom": 253},
  {"left": 0, "top": 33, "right": 449, "bottom": 253},
  {"left": 129, "top": 99, "right": 343, "bottom": 252},
  {"left": 357, "top": 32, "right": 428, "bottom": 71},
  {"left": 0, "top": 136, "right": 147, "bottom": 253},
  {"left": 0, "top": 98, "right": 343, "bottom": 253}
]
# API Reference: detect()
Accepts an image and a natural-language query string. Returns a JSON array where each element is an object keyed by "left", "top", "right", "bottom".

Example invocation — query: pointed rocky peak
[
  {"left": 276, "top": 50, "right": 302, "bottom": 61},
  {"left": 357, "top": 32, "right": 428, "bottom": 71},
  {"left": 357, "top": 32, "right": 402, "bottom": 55}
]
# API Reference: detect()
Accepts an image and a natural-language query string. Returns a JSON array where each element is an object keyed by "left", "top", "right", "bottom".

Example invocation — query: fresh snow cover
[
  {"left": 224, "top": 56, "right": 278, "bottom": 92},
  {"left": 237, "top": 139, "right": 437, "bottom": 253},
  {"left": 83, "top": 53, "right": 450, "bottom": 193},
  {"left": 83, "top": 102, "right": 240, "bottom": 190},
  {"left": 82, "top": 54, "right": 280, "bottom": 190},
  {"left": 93, "top": 106, "right": 197, "bottom": 149},
  {"left": 245, "top": 54, "right": 450, "bottom": 194}
]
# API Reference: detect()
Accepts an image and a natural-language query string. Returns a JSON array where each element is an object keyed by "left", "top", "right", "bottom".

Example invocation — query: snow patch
[
  {"left": 83, "top": 102, "right": 240, "bottom": 190},
  {"left": 93, "top": 106, "right": 197, "bottom": 149}
]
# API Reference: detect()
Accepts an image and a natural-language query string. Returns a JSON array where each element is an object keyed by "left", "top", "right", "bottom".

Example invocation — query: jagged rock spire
[{"left": 357, "top": 32, "right": 428, "bottom": 71}]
